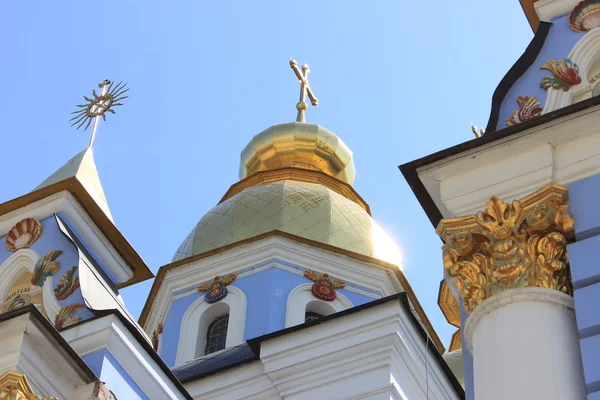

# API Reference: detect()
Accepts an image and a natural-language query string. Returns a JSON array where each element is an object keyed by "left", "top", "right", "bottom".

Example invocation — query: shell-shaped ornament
[
  {"left": 569, "top": 0, "right": 600, "bottom": 32},
  {"left": 6, "top": 218, "right": 43, "bottom": 252}
]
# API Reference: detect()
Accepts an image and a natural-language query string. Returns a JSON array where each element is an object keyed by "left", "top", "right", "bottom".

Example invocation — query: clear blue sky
[{"left": 0, "top": 1, "right": 533, "bottom": 346}]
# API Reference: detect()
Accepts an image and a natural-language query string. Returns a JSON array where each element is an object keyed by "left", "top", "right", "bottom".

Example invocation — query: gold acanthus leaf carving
[
  {"left": 437, "top": 184, "right": 575, "bottom": 313},
  {"left": 0, "top": 370, "right": 58, "bottom": 400}
]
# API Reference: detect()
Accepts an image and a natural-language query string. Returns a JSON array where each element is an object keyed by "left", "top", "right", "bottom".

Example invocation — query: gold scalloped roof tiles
[{"left": 172, "top": 180, "right": 402, "bottom": 266}]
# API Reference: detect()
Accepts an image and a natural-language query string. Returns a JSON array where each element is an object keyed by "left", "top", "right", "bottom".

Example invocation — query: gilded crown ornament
[
  {"left": 437, "top": 184, "right": 575, "bottom": 313},
  {"left": 197, "top": 274, "right": 238, "bottom": 304},
  {"left": 304, "top": 270, "right": 346, "bottom": 301}
]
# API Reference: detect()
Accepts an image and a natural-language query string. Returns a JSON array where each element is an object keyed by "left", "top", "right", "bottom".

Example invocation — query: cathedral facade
[{"left": 0, "top": 1, "right": 599, "bottom": 399}]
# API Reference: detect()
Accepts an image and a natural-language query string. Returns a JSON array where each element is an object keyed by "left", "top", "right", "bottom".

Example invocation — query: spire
[{"left": 34, "top": 148, "right": 113, "bottom": 221}]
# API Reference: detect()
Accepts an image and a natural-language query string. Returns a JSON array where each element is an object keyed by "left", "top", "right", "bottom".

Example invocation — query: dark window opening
[
  {"left": 305, "top": 311, "right": 323, "bottom": 323},
  {"left": 205, "top": 314, "right": 229, "bottom": 355}
]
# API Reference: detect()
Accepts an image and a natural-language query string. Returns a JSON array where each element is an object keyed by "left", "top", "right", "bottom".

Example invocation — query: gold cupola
[
  {"left": 239, "top": 122, "right": 356, "bottom": 185},
  {"left": 172, "top": 60, "right": 402, "bottom": 267}
]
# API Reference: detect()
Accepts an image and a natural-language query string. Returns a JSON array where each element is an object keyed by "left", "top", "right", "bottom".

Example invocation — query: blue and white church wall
[
  {"left": 486, "top": 1, "right": 600, "bottom": 133},
  {"left": 141, "top": 234, "right": 408, "bottom": 367},
  {"left": 566, "top": 173, "right": 600, "bottom": 398}
]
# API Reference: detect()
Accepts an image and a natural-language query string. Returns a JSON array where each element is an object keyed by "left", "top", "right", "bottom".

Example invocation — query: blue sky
[{"left": 0, "top": 1, "right": 533, "bottom": 346}]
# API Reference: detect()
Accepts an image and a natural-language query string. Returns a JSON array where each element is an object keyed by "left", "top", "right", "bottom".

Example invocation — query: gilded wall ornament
[
  {"left": 0, "top": 370, "right": 57, "bottom": 400},
  {"left": 304, "top": 270, "right": 346, "bottom": 301},
  {"left": 54, "top": 266, "right": 80, "bottom": 300},
  {"left": 5, "top": 217, "right": 43, "bottom": 252},
  {"left": 569, "top": 0, "right": 600, "bottom": 32},
  {"left": 437, "top": 184, "right": 574, "bottom": 313},
  {"left": 506, "top": 96, "right": 543, "bottom": 126},
  {"left": 54, "top": 303, "right": 84, "bottom": 329},
  {"left": 31, "top": 250, "right": 63, "bottom": 287},
  {"left": 540, "top": 58, "right": 581, "bottom": 91},
  {"left": 197, "top": 274, "right": 238, "bottom": 304}
]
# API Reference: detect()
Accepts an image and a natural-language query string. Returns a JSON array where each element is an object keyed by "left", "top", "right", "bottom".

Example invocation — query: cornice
[
  {"left": 218, "top": 167, "right": 371, "bottom": 214},
  {"left": 0, "top": 177, "right": 153, "bottom": 288},
  {"left": 139, "top": 231, "right": 445, "bottom": 354}
]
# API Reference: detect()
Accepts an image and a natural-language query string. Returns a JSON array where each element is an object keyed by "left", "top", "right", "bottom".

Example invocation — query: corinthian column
[{"left": 437, "top": 184, "right": 586, "bottom": 400}]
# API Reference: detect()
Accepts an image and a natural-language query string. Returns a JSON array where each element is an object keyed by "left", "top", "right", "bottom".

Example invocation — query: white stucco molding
[
  {"left": 417, "top": 103, "right": 600, "bottom": 220},
  {"left": 544, "top": 28, "right": 600, "bottom": 112},
  {"left": 0, "top": 192, "right": 132, "bottom": 284},
  {"left": 143, "top": 235, "right": 402, "bottom": 335},
  {"left": 175, "top": 286, "right": 246, "bottom": 366},
  {"left": 464, "top": 287, "right": 574, "bottom": 353},
  {"left": 0, "top": 249, "right": 60, "bottom": 322},
  {"left": 534, "top": 0, "right": 579, "bottom": 23},
  {"left": 284, "top": 283, "right": 352, "bottom": 328},
  {"left": 0, "top": 249, "right": 40, "bottom": 299}
]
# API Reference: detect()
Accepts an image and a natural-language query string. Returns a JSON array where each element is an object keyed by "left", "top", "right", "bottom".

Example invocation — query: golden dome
[
  {"left": 172, "top": 180, "right": 402, "bottom": 266},
  {"left": 239, "top": 122, "right": 356, "bottom": 185}
]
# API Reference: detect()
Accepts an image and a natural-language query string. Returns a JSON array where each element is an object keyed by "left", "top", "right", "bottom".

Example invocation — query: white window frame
[
  {"left": 285, "top": 283, "right": 352, "bottom": 328},
  {"left": 175, "top": 286, "right": 246, "bottom": 366}
]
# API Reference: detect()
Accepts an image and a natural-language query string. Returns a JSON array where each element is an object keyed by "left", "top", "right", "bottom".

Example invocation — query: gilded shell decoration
[
  {"left": 54, "top": 266, "right": 80, "bottom": 301},
  {"left": 569, "top": 0, "right": 600, "bottom": 32},
  {"left": 540, "top": 58, "right": 582, "bottom": 91},
  {"left": 54, "top": 304, "right": 84, "bottom": 329},
  {"left": 31, "top": 250, "right": 63, "bottom": 287},
  {"left": 506, "top": 96, "right": 543, "bottom": 127},
  {"left": 5, "top": 218, "right": 43, "bottom": 252},
  {"left": 304, "top": 270, "right": 346, "bottom": 301}
]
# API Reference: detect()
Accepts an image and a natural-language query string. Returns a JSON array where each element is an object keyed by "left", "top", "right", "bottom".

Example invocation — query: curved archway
[
  {"left": 175, "top": 286, "right": 246, "bottom": 365},
  {"left": 544, "top": 28, "right": 600, "bottom": 111},
  {"left": 0, "top": 249, "right": 61, "bottom": 322},
  {"left": 285, "top": 283, "right": 352, "bottom": 328}
]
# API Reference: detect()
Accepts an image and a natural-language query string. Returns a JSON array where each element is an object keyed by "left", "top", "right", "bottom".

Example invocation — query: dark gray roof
[{"left": 172, "top": 343, "right": 257, "bottom": 383}]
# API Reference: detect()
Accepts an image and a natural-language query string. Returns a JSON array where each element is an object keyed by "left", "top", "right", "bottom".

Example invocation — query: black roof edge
[
  {"left": 485, "top": 21, "right": 552, "bottom": 133},
  {"left": 247, "top": 293, "right": 465, "bottom": 399},
  {"left": 400, "top": 94, "right": 600, "bottom": 229},
  {"left": 0, "top": 305, "right": 97, "bottom": 383},
  {"left": 62, "top": 309, "right": 193, "bottom": 400},
  {"left": 176, "top": 344, "right": 258, "bottom": 384}
]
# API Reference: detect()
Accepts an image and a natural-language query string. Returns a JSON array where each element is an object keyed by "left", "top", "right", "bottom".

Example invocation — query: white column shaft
[{"left": 465, "top": 288, "right": 586, "bottom": 400}]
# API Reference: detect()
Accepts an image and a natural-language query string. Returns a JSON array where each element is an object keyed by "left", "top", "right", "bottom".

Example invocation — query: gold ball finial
[{"left": 296, "top": 101, "right": 308, "bottom": 111}]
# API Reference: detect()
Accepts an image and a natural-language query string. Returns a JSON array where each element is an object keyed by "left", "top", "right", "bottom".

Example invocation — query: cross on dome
[{"left": 289, "top": 58, "right": 318, "bottom": 122}]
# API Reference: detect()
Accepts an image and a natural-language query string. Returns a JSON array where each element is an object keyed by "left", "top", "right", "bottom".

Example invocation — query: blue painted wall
[
  {"left": 83, "top": 350, "right": 148, "bottom": 400},
  {"left": 160, "top": 262, "right": 375, "bottom": 367},
  {"left": 495, "top": 14, "right": 585, "bottom": 131},
  {"left": 0, "top": 214, "right": 94, "bottom": 324},
  {"left": 568, "top": 172, "right": 600, "bottom": 398}
]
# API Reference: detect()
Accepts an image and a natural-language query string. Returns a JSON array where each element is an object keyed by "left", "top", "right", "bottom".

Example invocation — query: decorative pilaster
[
  {"left": 436, "top": 183, "right": 575, "bottom": 313},
  {"left": 0, "top": 370, "right": 57, "bottom": 400},
  {"left": 437, "top": 184, "right": 586, "bottom": 400}
]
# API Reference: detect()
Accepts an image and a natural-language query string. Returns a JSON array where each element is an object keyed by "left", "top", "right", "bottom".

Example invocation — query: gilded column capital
[
  {"left": 0, "top": 370, "right": 57, "bottom": 400},
  {"left": 436, "top": 183, "right": 575, "bottom": 313}
]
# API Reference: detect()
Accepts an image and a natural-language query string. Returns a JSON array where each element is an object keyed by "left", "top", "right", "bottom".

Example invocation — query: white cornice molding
[
  {"left": 534, "top": 0, "right": 578, "bottom": 22},
  {"left": 0, "top": 192, "right": 132, "bottom": 284},
  {"left": 144, "top": 236, "right": 401, "bottom": 333},
  {"left": 417, "top": 105, "right": 600, "bottom": 219},
  {"left": 61, "top": 314, "right": 187, "bottom": 400},
  {"left": 463, "top": 287, "right": 574, "bottom": 353}
]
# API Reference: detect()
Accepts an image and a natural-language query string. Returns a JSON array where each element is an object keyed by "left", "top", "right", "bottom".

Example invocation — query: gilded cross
[{"left": 289, "top": 58, "right": 318, "bottom": 122}]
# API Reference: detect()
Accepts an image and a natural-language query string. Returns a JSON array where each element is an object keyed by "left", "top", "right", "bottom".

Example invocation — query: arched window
[
  {"left": 304, "top": 311, "right": 323, "bottom": 323},
  {"left": 285, "top": 283, "right": 353, "bottom": 328},
  {"left": 205, "top": 314, "right": 229, "bottom": 355}
]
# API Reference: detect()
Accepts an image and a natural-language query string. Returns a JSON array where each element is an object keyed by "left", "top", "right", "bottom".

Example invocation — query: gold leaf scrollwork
[
  {"left": 437, "top": 184, "right": 575, "bottom": 313},
  {"left": 0, "top": 370, "right": 57, "bottom": 400}
]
